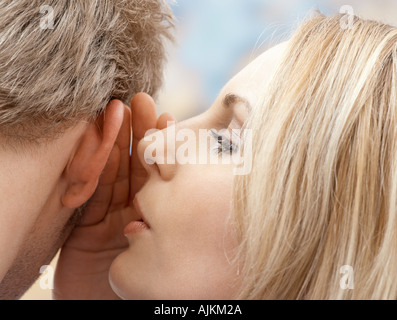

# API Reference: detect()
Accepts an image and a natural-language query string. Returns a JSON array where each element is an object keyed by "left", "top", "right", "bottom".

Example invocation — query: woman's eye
[{"left": 210, "top": 130, "right": 239, "bottom": 155}]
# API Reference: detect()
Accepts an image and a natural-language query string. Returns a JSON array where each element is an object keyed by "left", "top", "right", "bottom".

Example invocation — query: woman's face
[{"left": 110, "top": 41, "right": 288, "bottom": 300}]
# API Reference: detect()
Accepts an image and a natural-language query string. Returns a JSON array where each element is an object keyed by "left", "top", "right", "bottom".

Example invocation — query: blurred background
[
  {"left": 156, "top": 0, "right": 397, "bottom": 121},
  {"left": 22, "top": 0, "right": 397, "bottom": 299}
]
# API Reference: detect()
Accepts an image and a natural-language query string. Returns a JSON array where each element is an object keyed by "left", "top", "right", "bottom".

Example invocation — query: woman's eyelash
[{"left": 210, "top": 130, "right": 239, "bottom": 155}]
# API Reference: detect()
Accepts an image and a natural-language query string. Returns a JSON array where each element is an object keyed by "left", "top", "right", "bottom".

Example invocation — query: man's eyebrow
[{"left": 222, "top": 93, "right": 252, "bottom": 112}]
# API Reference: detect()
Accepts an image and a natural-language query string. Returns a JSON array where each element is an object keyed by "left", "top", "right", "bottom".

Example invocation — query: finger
[
  {"left": 156, "top": 112, "right": 177, "bottom": 130},
  {"left": 131, "top": 93, "right": 158, "bottom": 138},
  {"left": 130, "top": 93, "right": 158, "bottom": 206}
]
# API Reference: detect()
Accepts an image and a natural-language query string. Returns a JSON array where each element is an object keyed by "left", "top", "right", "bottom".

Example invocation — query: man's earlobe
[{"left": 62, "top": 100, "right": 127, "bottom": 209}]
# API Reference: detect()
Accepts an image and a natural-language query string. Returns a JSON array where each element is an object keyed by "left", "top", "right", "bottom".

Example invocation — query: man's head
[{"left": 0, "top": 0, "right": 173, "bottom": 299}]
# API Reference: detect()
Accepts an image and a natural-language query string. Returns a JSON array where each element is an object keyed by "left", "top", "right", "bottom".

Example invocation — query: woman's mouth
[
  {"left": 123, "top": 196, "right": 150, "bottom": 235},
  {"left": 123, "top": 220, "right": 149, "bottom": 235}
]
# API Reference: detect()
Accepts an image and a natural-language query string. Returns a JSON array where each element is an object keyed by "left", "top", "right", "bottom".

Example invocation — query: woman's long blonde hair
[{"left": 234, "top": 12, "right": 397, "bottom": 299}]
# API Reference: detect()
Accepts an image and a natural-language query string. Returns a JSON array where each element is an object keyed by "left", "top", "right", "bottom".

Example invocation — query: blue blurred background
[{"left": 157, "top": 0, "right": 397, "bottom": 120}]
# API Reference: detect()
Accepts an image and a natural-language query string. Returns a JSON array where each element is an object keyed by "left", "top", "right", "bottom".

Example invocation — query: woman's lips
[
  {"left": 124, "top": 220, "right": 149, "bottom": 235},
  {"left": 124, "top": 196, "right": 150, "bottom": 235}
]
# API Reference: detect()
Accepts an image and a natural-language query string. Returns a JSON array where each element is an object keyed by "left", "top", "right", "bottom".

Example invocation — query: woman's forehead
[{"left": 221, "top": 40, "right": 290, "bottom": 106}]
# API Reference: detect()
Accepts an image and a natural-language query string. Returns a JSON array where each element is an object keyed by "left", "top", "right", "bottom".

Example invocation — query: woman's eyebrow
[{"left": 222, "top": 93, "right": 252, "bottom": 112}]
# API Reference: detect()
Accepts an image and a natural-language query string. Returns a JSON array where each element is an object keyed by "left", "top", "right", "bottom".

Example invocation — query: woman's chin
[{"left": 108, "top": 250, "right": 133, "bottom": 300}]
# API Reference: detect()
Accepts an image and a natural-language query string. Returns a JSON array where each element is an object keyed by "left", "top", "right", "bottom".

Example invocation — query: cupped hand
[{"left": 53, "top": 93, "right": 175, "bottom": 300}]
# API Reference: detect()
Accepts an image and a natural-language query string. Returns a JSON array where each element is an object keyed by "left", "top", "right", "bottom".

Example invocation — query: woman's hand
[{"left": 53, "top": 93, "right": 175, "bottom": 300}]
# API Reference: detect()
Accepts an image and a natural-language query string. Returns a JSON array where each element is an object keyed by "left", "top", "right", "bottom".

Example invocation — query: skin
[
  {"left": 0, "top": 100, "right": 127, "bottom": 299},
  {"left": 107, "top": 41, "right": 289, "bottom": 300},
  {"left": 0, "top": 125, "right": 86, "bottom": 298}
]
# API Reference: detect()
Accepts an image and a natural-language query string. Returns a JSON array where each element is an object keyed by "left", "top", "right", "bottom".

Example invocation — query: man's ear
[{"left": 62, "top": 100, "right": 127, "bottom": 209}]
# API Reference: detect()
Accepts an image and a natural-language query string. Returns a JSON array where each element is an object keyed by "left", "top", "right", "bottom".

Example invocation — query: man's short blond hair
[{"left": 0, "top": 0, "right": 173, "bottom": 142}]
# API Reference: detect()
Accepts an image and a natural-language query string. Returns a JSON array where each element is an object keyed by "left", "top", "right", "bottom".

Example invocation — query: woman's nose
[{"left": 137, "top": 123, "right": 178, "bottom": 181}]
